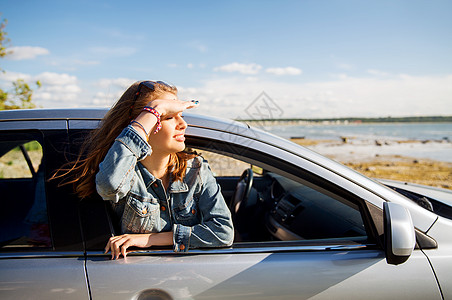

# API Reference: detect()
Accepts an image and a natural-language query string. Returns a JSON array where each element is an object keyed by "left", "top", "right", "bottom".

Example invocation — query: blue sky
[{"left": 1, "top": 0, "right": 451, "bottom": 119}]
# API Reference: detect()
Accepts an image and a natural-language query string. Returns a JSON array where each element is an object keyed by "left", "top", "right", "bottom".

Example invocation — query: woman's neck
[{"left": 141, "top": 153, "right": 170, "bottom": 180}]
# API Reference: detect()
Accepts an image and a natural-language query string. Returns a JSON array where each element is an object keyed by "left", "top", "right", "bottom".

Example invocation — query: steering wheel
[{"left": 230, "top": 168, "right": 254, "bottom": 215}]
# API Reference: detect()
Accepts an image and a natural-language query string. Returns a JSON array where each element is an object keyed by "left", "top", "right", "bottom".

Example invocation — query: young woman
[{"left": 66, "top": 81, "right": 233, "bottom": 259}]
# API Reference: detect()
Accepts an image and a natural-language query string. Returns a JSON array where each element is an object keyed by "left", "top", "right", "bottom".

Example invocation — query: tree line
[{"left": 243, "top": 116, "right": 452, "bottom": 123}]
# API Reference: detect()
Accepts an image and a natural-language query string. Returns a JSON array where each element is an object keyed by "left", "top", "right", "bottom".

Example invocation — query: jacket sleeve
[
  {"left": 173, "top": 159, "right": 234, "bottom": 252},
  {"left": 95, "top": 125, "right": 151, "bottom": 203}
]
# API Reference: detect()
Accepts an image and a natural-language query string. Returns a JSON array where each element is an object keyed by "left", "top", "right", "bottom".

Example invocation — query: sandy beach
[{"left": 291, "top": 138, "right": 452, "bottom": 190}]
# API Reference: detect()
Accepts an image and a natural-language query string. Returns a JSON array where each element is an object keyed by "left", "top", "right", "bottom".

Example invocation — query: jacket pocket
[
  {"left": 122, "top": 194, "right": 160, "bottom": 233},
  {"left": 173, "top": 194, "right": 200, "bottom": 226}
]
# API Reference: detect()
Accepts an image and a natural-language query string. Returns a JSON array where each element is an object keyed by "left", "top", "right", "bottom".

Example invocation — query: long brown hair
[{"left": 54, "top": 81, "right": 196, "bottom": 198}]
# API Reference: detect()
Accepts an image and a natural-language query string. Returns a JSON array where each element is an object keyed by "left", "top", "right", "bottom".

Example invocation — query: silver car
[{"left": 0, "top": 108, "right": 451, "bottom": 300}]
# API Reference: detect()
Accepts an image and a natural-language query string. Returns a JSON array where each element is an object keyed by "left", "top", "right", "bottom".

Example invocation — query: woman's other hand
[
  {"left": 132, "top": 96, "right": 198, "bottom": 139},
  {"left": 148, "top": 98, "right": 199, "bottom": 118},
  {"left": 104, "top": 231, "right": 173, "bottom": 259}
]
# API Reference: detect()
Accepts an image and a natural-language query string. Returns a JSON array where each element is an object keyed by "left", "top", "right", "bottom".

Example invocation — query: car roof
[
  {"left": 0, "top": 107, "right": 248, "bottom": 130},
  {"left": 0, "top": 108, "right": 108, "bottom": 121}
]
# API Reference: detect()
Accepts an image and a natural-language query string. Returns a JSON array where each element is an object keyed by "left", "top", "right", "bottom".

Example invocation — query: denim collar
[
  {"left": 137, "top": 162, "right": 188, "bottom": 193},
  {"left": 169, "top": 180, "right": 189, "bottom": 193}
]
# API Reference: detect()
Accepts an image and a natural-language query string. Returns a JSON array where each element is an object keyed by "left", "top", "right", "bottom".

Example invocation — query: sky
[{"left": 1, "top": 0, "right": 451, "bottom": 119}]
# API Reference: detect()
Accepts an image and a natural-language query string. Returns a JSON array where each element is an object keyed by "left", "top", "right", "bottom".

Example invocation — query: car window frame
[
  {"left": 188, "top": 137, "right": 379, "bottom": 242},
  {"left": 78, "top": 133, "right": 382, "bottom": 254},
  {"left": 26, "top": 118, "right": 388, "bottom": 255}
]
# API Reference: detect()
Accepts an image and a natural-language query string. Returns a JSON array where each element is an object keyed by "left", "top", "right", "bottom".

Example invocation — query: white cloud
[
  {"left": 37, "top": 72, "right": 77, "bottom": 86},
  {"left": 6, "top": 46, "right": 50, "bottom": 60},
  {"left": 329, "top": 73, "right": 350, "bottom": 80},
  {"left": 167, "top": 63, "right": 198, "bottom": 69},
  {"left": 73, "top": 59, "right": 100, "bottom": 66},
  {"left": 266, "top": 67, "right": 302, "bottom": 76},
  {"left": 367, "top": 69, "right": 390, "bottom": 76},
  {"left": 3, "top": 70, "right": 449, "bottom": 120},
  {"left": 91, "top": 77, "right": 136, "bottom": 106},
  {"left": 89, "top": 46, "right": 136, "bottom": 57},
  {"left": 178, "top": 74, "right": 452, "bottom": 119},
  {"left": 187, "top": 41, "right": 208, "bottom": 53},
  {"left": 0, "top": 70, "right": 32, "bottom": 82},
  {"left": 49, "top": 58, "right": 100, "bottom": 68},
  {"left": 95, "top": 77, "right": 136, "bottom": 89},
  {"left": 92, "top": 91, "right": 118, "bottom": 106},
  {"left": 0, "top": 71, "right": 82, "bottom": 107},
  {"left": 34, "top": 72, "right": 81, "bottom": 105},
  {"left": 336, "top": 63, "right": 354, "bottom": 70},
  {"left": 214, "top": 63, "right": 262, "bottom": 75}
]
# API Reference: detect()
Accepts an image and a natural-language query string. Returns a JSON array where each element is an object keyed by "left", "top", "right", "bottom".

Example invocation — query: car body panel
[
  {"left": 85, "top": 250, "right": 440, "bottom": 300},
  {"left": 378, "top": 178, "right": 452, "bottom": 207},
  {"left": 0, "top": 253, "right": 88, "bottom": 300},
  {"left": 423, "top": 217, "right": 452, "bottom": 298}
]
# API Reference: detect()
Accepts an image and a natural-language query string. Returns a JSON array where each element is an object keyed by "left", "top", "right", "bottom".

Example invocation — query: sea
[
  {"left": 261, "top": 122, "right": 452, "bottom": 163},
  {"left": 263, "top": 122, "right": 452, "bottom": 142}
]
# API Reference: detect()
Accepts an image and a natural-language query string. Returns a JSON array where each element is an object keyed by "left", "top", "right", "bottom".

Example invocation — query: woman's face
[{"left": 147, "top": 92, "right": 187, "bottom": 155}]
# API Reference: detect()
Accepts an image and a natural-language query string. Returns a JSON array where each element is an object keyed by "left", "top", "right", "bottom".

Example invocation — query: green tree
[
  {"left": 0, "top": 16, "right": 11, "bottom": 59},
  {"left": 0, "top": 16, "right": 40, "bottom": 110}
]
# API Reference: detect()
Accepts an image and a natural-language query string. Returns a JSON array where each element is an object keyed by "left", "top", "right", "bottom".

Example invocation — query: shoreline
[
  {"left": 243, "top": 117, "right": 452, "bottom": 126},
  {"left": 290, "top": 138, "right": 452, "bottom": 190}
]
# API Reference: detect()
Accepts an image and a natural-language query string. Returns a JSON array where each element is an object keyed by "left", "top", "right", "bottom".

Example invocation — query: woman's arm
[
  {"left": 173, "top": 160, "right": 234, "bottom": 252},
  {"left": 105, "top": 231, "right": 173, "bottom": 259},
  {"left": 95, "top": 126, "right": 151, "bottom": 202}
]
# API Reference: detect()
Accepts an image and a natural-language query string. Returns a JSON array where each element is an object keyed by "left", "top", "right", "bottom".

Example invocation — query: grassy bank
[{"left": 291, "top": 138, "right": 452, "bottom": 190}]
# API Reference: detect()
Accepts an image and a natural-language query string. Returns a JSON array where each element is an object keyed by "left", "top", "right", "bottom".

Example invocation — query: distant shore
[
  {"left": 291, "top": 138, "right": 452, "bottom": 190},
  {"left": 243, "top": 116, "right": 452, "bottom": 126}
]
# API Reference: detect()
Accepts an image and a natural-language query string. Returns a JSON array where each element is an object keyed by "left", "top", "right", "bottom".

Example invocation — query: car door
[
  {"left": 0, "top": 126, "right": 89, "bottom": 299},
  {"left": 83, "top": 135, "right": 441, "bottom": 299},
  {"left": 84, "top": 244, "right": 440, "bottom": 300}
]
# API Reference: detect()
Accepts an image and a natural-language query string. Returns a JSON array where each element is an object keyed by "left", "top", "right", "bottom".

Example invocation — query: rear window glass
[
  {"left": 0, "top": 139, "right": 51, "bottom": 249},
  {"left": 0, "top": 141, "right": 43, "bottom": 178}
]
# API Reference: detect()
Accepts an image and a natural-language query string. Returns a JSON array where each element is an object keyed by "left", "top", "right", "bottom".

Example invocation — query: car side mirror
[{"left": 383, "top": 202, "right": 416, "bottom": 265}]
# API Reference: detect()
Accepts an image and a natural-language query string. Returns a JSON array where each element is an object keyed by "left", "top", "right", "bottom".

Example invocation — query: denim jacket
[{"left": 95, "top": 125, "right": 234, "bottom": 252}]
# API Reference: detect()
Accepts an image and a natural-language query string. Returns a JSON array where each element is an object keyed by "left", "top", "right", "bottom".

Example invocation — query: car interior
[{"left": 194, "top": 148, "right": 367, "bottom": 245}]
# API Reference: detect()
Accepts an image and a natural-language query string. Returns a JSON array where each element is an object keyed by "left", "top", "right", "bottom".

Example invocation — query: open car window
[
  {"left": 190, "top": 147, "right": 368, "bottom": 245},
  {"left": 0, "top": 135, "right": 51, "bottom": 249}
]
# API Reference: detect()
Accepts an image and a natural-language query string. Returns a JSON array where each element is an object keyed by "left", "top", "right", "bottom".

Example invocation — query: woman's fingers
[
  {"left": 120, "top": 240, "right": 132, "bottom": 258},
  {"left": 185, "top": 100, "right": 199, "bottom": 110},
  {"left": 113, "top": 238, "right": 122, "bottom": 260},
  {"left": 148, "top": 99, "right": 199, "bottom": 117},
  {"left": 104, "top": 234, "right": 152, "bottom": 259},
  {"left": 104, "top": 235, "right": 128, "bottom": 260},
  {"left": 104, "top": 239, "right": 110, "bottom": 254},
  {"left": 105, "top": 235, "right": 121, "bottom": 253}
]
